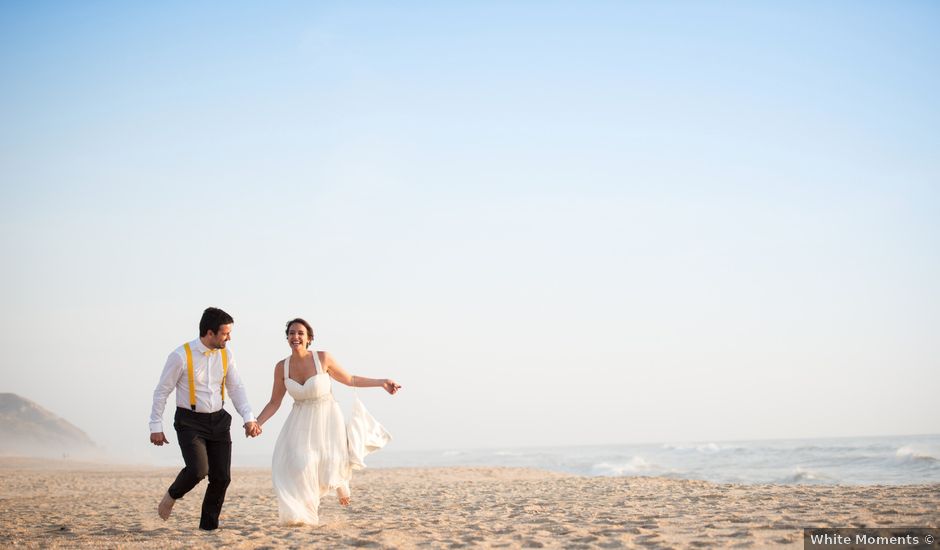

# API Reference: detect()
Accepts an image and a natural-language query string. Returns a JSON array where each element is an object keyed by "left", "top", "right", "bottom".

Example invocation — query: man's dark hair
[{"left": 200, "top": 307, "right": 234, "bottom": 337}]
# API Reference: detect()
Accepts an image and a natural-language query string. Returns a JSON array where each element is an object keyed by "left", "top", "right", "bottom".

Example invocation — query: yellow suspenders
[
  {"left": 183, "top": 343, "right": 196, "bottom": 410},
  {"left": 182, "top": 342, "right": 228, "bottom": 411},
  {"left": 221, "top": 349, "right": 228, "bottom": 402}
]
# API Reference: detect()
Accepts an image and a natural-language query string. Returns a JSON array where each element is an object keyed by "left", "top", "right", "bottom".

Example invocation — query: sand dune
[{"left": 0, "top": 459, "right": 937, "bottom": 548}]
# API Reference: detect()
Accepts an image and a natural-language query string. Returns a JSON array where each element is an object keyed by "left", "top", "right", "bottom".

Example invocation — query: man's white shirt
[{"left": 149, "top": 338, "right": 256, "bottom": 433}]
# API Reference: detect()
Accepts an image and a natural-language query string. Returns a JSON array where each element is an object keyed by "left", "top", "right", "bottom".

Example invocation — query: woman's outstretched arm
[
  {"left": 322, "top": 351, "right": 401, "bottom": 395},
  {"left": 256, "top": 361, "right": 288, "bottom": 426}
]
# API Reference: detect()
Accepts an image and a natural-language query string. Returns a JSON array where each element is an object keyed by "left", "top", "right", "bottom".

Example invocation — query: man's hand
[
  {"left": 244, "top": 422, "right": 262, "bottom": 438},
  {"left": 150, "top": 432, "right": 170, "bottom": 446}
]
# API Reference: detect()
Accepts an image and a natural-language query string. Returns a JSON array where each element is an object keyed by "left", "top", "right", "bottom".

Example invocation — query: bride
[{"left": 255, "top": 317, "right": 401, "bottom": 525}]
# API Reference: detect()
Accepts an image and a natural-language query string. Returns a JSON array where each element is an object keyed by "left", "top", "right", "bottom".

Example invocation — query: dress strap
[
  {"left": 312, "top": 351, "right": 323, "bottom": 375},
  {"left": 284, "top": 356, "right": 290, "bottom": 380}
]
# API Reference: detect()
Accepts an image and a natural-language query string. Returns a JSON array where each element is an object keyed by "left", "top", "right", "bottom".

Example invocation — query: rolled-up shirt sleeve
[
  {"left": 150, "top": 350, "right": 183, "bottom": 433},
  {"left": 225, "top": 354, "right": 256, "bottom": 425}
]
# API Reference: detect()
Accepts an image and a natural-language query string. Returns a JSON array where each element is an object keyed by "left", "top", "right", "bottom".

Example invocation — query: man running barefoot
[{"left": 149, "top": 307, "right": 261, "bottom": 529}]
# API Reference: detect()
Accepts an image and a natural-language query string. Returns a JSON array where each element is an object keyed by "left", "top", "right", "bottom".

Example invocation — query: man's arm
[
  {"left": 224, "top": 355, "right": 259, "bottom": 436},
  {"left": 150, "top": 349, "right": 183, "bottom": 444}
]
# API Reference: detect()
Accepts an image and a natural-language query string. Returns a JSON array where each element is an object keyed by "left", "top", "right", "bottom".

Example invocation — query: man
[{"left": 149, "top": 307, "right": 262, "bottom": 530}]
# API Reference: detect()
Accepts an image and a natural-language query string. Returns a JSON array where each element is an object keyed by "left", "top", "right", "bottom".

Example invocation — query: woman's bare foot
[
  {"left": 338, "top": 487, "right": 350, "bottom": 506},
  {"left": 158, "top": 492, "right": 175, "bottom": 520}
]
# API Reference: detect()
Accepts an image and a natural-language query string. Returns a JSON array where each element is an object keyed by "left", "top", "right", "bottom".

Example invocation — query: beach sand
[{"left": 1, "top": 458, "right": 937, "bottom": 548}]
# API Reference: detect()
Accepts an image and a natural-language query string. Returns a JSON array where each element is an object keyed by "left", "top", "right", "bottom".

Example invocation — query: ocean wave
[
  {"left": 662, "top": 442, "right": 723, "bottom": 453},
  {"left": 779, "top": 467, "right": 834, "bottom": 484},
  {"left": 794, "top": 445, "right": 882, "bottom": 452},
  {"left": 441, "top": 450, "right": 465, "bottom": 457},
  {"left": 895, "top": 446, "right": 939, "bottom": 463},
  {"left": 393, "top": 436, "right": 940, "bottom": 484},
  {"left": 493, "top": 450, "right": 524, "bottom": 457},
  {"left": 592, "top": 456, "right": 652, "bottom": 476}
]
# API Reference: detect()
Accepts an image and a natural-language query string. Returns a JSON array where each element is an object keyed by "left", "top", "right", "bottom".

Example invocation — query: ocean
[{"left": 358, "top": 434, "right": 940, "bottom": 485}]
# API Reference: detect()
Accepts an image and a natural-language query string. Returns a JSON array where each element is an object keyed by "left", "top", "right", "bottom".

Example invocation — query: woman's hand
[{"left": 382, "top": 379, "right": 401, "bottom": 395}]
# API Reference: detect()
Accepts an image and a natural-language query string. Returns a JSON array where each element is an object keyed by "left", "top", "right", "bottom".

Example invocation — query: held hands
[
  {"left": 383, "top": 379, "right": 402, "bottom": 395},
  {"left": 244, "top": 421, "right": 262, "bottom": 438},
  {"left": 150, "top": 432, "right": 170, "bottom": 446}
]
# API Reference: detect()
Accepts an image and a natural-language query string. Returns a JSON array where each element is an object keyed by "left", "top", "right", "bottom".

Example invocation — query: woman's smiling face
[{"left": 287, "top": 322, "right": 310, "bottom": 350}]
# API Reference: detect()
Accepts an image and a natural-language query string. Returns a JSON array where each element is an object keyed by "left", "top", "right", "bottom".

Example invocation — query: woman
[{"left": 255, "top": 318, "right": 401, "bottom": 525}]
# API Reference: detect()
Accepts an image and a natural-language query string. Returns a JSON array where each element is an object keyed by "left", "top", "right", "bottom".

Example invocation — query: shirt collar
[{"left": 191, "top": 338, "right": 211, "bottom": 355}]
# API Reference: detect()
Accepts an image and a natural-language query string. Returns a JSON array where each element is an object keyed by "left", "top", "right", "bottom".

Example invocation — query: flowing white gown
[{"left": 272, "top": 351, "right": 388, "bottom": 525}]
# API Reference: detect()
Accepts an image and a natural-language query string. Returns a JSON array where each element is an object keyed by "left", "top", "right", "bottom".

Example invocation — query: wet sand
[{"left": 1, "top": 458, "right": 937, "bottom": 548}]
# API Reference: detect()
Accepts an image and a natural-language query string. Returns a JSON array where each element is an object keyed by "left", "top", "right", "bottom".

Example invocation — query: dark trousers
[{"left": 168, "top": 407, "right": 232, "bottom": 530}]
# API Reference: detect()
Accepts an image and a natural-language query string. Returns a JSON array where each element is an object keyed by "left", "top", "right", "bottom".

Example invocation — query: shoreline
[
  {"left": 1, "top": 459, "right": 938, "bottom": 548},
  {"left": 3, "top": 455, "right": 937, "bottom": 487}
]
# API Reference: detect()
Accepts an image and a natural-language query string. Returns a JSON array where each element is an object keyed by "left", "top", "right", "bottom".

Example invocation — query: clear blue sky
[{"left": 1, "top": 1, "right": 937, "bottom": 462}]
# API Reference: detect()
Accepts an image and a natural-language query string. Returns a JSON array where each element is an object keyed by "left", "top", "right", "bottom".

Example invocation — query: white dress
[{"left": 271, "top": 351, "right": 391, "bottom": 525}]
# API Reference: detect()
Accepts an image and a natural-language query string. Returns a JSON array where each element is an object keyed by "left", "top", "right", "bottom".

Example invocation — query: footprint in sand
[
  {"left": 343, "top": 537, "right": 380, "bottom": 547},
  {"left": 635, "top": 533, "right": 661, "bottom": 543}
]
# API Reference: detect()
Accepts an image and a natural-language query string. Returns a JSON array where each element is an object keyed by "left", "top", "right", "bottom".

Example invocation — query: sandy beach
[{"left": 1, "top": 458, "right": 937, "bottom": 549}]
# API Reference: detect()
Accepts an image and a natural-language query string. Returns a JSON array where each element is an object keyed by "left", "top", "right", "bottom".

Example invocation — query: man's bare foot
[
  {"left": 158, "top": 492, "right": 175, "bottom": 520},
  {"left": 338, "top": 487, "right": 350, "bottom": 506}
]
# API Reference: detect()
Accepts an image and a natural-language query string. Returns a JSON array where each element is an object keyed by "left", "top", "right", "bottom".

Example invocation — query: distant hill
[{"left": 0, "top": 393, "right": 97, "bottom": 457}]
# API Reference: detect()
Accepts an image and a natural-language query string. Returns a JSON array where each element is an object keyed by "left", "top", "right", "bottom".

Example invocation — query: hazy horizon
[
  {"left": 5, "top": 386, "right": 937, "bottom": 467},
  {"left": 2, "top": 2, "right": 937, "bottom": 466}
]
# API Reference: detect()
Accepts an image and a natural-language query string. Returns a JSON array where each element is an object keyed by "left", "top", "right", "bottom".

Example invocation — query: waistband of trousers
[{"left": 176, "top": 406, "right": 229, "bottom": 419}]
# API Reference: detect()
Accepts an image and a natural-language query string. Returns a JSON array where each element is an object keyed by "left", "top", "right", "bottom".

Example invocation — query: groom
[{"left": 149, "top": 307, "right": 262, "bottom": 530}]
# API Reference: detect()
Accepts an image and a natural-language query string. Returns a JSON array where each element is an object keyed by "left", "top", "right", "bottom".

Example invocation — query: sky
[{"left": 1, "top": 1, "right": 938, "bottom": 465}]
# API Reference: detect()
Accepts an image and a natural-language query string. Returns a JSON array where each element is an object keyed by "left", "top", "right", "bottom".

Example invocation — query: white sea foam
[
  {"left": 592, "top": 456, "right": 652, "bottom": 476},
  {"left": 780, "top": 467, "right": 833, "bottom": 484},
  {"left": 895, "top": 445, "right": 939, "bottom": 462}
]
